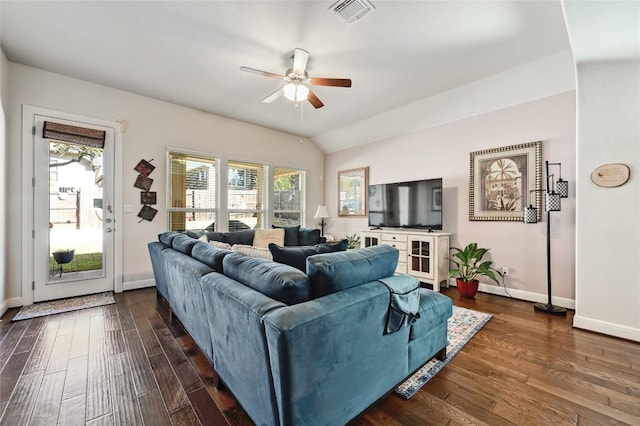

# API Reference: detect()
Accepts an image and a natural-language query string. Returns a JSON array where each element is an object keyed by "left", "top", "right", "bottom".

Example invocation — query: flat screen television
[{"left": 368, "top": 178, "right": 442, "bottom": 230}]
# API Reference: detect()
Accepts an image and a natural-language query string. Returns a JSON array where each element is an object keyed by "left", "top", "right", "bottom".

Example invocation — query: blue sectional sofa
[{"left": 148, "top": 231, "right": 452, "bottom": 425}]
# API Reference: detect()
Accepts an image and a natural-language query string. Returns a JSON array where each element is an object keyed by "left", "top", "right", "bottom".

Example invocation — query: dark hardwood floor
[{"left": 1, "top": 287, "right": 638, "bottom": 425}]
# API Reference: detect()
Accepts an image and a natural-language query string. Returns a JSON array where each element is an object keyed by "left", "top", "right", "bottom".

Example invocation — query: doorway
[{"left": 23, "top": 108, "right": 122, "bottom": 303}]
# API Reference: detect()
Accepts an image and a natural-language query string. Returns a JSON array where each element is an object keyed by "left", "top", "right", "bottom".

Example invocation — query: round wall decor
[{"left": 590, "top": 163, "right": 630, "bottom": 187}]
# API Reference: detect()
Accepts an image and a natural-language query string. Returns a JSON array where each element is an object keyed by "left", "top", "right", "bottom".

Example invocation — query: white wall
[
  {"left": 325, "top": 91, "right": 576, "bottom": 303},
  {"left": 573, "top": 60, "right": 640, "bottom": 341},
  {"left": 0, "top": 49, "right": 9, "bottom": 316},
  {"left": 5, "top": 63, "right": 324, "bottom": 305}
]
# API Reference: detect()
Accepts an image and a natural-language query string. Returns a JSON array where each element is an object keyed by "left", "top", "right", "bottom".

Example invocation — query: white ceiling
[{"left": 1, "top": 1, "right": 573, "bottom": 152}]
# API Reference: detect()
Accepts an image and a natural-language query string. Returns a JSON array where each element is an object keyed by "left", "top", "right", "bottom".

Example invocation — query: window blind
[{"left": 43, "top": 121, "right": 105, "bottom": 148}]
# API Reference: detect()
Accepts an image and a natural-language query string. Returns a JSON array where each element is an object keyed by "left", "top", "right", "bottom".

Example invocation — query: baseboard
[
  {"left": 122, "top": 279, "right": 156, "bottom": 292},
  {"left": 448, "top": 279, "right": 576, "bottom": 310},
  {"left": 0, "top": 297, "right": 24, "bottom": 320},
  {"left": 573, "top": 315, "right": 640, "bottom": 342}
]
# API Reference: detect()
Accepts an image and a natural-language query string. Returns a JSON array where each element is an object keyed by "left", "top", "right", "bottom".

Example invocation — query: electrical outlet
[{"left": 501, "top": 266, "right": 509, "bottom": 276}]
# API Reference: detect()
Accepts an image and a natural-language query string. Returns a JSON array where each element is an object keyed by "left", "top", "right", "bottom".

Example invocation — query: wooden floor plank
[
  {"left": 122, "top": 329, "right": 157, "bottom": 397},
  {"left": 0, "top": 320, "right": 30, "bottom": 372},
  {"left": 29, "top": 370, "right": 66, "bottom": 426},
  {"left": 107, "top": 352, "right": 143, "bottom": 426},
  {"left": 45, "top": 333, "right": 73, "bottom": 374},
  {"left": 23, "top": 320, "right": 60, "bottom": 374},
  {"left": 68, "top": 315, "right": 91, "bottom": 360},
  {"left": 62, "top": 354, "right": 88, "bottom": 401},
  {"left": 85, "top": 338, "right": 111, "bottom": 422},
  {"left": 57, "top": 394, "right": 86, "bottom": 426},
  {"left": 148, "top": 352, "right": 189, "bottom": 413},
  {"left": 0, "top": 371, "right": 44, "bottom": 424},
  {"left": 168, "top": 404, "right": 201, "bottom": 426},
  {"left": 138, "top": 389, "right": 172, "bottom": 426},
  {"left": 0, "top": 351, "right": 30, "bottom": 405},
  {"left": 187, "top": 387, "right": 229, "bottom": 426},
  {"left": 14, "top": 317, "right": 47, "bottom": 355}
]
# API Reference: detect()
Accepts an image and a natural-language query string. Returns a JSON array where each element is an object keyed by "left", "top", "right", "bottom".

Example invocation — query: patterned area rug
[
  {"left": 395, "top": 305, "right": 492, "bottom": 399},
  {"left": 11, "top": 291, "right": 115, "bottom": 321}
]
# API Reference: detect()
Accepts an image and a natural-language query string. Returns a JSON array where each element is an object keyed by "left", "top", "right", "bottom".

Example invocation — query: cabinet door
[
  {"left": 408, "top": 236, "right": 434, "bottom": 280},
  {"left": 361, "top": 232, "right": 381, "bottom": 248}
]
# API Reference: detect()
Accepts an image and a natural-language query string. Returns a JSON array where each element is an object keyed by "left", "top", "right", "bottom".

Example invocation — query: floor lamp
[{"left": 523, "top": 160, "right": 569, "bottom": 316}]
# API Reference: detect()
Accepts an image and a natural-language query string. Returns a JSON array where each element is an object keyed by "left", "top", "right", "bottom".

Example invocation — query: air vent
[{"left": 330, "top": 0, "right": 375, "bottom": 24}]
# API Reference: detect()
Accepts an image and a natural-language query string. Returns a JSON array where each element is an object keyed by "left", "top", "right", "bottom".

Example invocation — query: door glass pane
[
  {"left": 48, "top": 140, "right": 104, "bottom": 282},
  {"left": 422, "top": 258, "right": 430, "bottom": 273}
]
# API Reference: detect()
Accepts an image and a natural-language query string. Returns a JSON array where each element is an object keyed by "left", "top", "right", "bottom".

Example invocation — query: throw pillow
[
  {"left": 209, "top": 240, "right": 232, "bottom": 251},
  {"left": 268, "top": 239, "right": 348, "bottom": 272},
  {"left": 223, "top": 253, "right": 310, "bottom": 305},
  {"left": 298, "top": 228, "right": 322, "bottom": 246},
  {"left": 232, "top": 244, "right": 273, "bottom": 260},
  {"left": 272, "top": 225, "right": 300, "bottom": 246},
  {"left": 253, "top": 228, "right": 285, "bottom": 249},
  {"left": 224, "top": 229, "right": 255, "bottom": 246},
  {"left": 307, "top": 244, "right": 399, "bottom": 298}
]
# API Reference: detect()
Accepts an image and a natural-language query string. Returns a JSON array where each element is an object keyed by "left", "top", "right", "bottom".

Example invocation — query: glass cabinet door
[{"left": 409, "top": 237, "right": 434, "bottom": 279}]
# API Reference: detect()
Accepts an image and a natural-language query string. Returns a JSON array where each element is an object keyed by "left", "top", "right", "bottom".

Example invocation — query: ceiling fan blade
[
  {"left": 262, "top": 87, "right": 284, "bottom": 103},
  {"left": 240, "top": 66, "right": 284, "bottom": 80},
  {"left": 310, "top": 77, "right": 352, "bottom": 87},
  {"left": 307, "top": 89, "right": 324, "bottom": 109},
  {"left": 292, "top": 48, "right": 309, "bottom": 75}
]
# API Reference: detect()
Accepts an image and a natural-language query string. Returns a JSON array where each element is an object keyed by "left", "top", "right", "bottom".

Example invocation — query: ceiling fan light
[{"left": 283, "top": 83, "right": 309, "bottom": 102}]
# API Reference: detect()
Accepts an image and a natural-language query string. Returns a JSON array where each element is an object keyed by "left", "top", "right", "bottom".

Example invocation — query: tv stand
[{"left": 360, "top": 229, "right": 451, "bottom": 291}]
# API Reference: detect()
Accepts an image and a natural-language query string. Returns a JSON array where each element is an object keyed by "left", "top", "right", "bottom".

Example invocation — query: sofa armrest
[{"left": 262, "top": 282, "right": 410, "bottom": 426}]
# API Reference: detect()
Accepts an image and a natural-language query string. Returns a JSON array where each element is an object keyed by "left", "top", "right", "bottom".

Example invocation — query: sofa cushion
[
  {"left": 272, "top": 225, "right": 300, "bottom": 246},
  {"left": 223, "top": 253, "right": 310, "bottom": 305},
  {"left": 209, "top": 240, "right": 232, "bottom": 251},
  {"left": 171, "top": 234, "right": 199, "bottom": 255},
  {"left": 307, "top": 244, "right": 399, "bottom": 298},
  {"left": 268, "top": 240, "right": 348, "bottom": 272},
  {"left": 224, "top": 229, "right": 255, "bottom": 246},
  {"left": 191, "top": 241, "right": 231, "bottom": 272},
  {"left": 206, "top": 231, "right": 226, "bottom": 243},
  {"left": 298, "top": 228, "right": 322, "bottom": 246},
  {"left": 185, "top": 229, "right": 206, "bottom": 239},
  {"left": 232, "top": 244, "right": 273, "bottom": 260},
  {"left": 158, "top": 231, "right": 180, "bottom": 246},
  {"left": 253, "top": 228, "right": 285, "bottom": 249}
]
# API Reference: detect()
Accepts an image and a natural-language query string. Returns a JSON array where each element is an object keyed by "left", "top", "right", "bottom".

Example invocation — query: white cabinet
[{"left": 361, "top": 229, "right": 450, "bottom": 291}]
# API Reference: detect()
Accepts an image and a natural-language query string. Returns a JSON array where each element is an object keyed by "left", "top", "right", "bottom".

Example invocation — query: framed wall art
[
  {"left": 140, "top": 191, "right": 157, "bottom": 205},
  {"left": 469, "top": 141, "right": 541, "bottom": 221},
  {"left": 338, "top": 167, "right": 369, "bottom": 217}
]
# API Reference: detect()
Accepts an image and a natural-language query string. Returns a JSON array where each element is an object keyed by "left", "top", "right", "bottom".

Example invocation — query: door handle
[{"left": 106, "top": 228, "right": 113, "bottom": 233}]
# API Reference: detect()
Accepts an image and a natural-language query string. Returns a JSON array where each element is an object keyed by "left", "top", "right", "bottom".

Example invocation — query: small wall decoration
[
  {"left": 134, "top": 174, "right": 153, "bottom": 191},
  {"left": 469, "top": 141, "right": 541, "bottom": 221},
  {"left": 338, "top": 167, "right": 369, "bottom": 217},
  {"left": 134, "top": 159, "right": 155, "bottom": 177},
  {"left": 591, "top": 163, "right": 630, "bottom": 187},
  {"left": 137, "top": 205, "right": 158, "bottom": 222},
  {"left": 140, "top": 191, "right": 157, "bottom": 205}
]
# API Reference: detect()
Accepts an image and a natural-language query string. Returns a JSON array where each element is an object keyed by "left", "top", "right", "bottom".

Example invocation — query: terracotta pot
[{"left": 456, "top": 278, "right": 479, "bottom": 299}]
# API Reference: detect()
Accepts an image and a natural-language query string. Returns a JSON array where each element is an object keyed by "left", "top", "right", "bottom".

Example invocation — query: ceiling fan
[{"left": 240, "top": 48, "right": 351, "bottom": 109}]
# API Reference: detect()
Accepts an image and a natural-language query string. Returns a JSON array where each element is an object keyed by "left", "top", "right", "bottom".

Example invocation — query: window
[
  {"left": 273, "top": 167, "right": 305, "bottom": 226},
  {"left": 167, "top": 151, "right": 217, "bottom": 232},
  {"left": 228, "top": 160, "right": 265, "bottom": 231}
]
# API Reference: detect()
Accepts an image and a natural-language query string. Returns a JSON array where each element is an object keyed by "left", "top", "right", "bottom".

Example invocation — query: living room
[{"left": 0, "top": 1, "right": 638, "bottom": 425}]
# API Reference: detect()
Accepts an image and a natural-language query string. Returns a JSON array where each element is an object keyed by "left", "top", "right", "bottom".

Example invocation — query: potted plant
[
  {"left": 345, "top": 233, "right": 361, "bottom": 249},
  {"left": 448, "top": 243, "right": 501, "bottom": 299},
  {"left": 52, "top": 249, "right": 75, "bottom": 264}
]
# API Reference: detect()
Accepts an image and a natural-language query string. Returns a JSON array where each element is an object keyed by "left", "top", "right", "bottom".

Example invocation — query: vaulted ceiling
[{"left": 1, "top": 1, "right": 573, "bottom": 152}]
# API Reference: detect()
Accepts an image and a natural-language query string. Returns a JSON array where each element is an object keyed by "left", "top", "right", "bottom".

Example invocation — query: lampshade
[
  {"left": 314, "top": 204, "right": 330, "bottom": 219},
  {"left": 283, "top": 83, "right": 309, "bottom": 102},
  {"left": 523, "top": 204, "right": 538, "bottom": 224},
  {"left": 554, "top": 179, "right": 569, "bottom": 198},
  {"left": 545, "top": 192, "right": 561, "bottom": 211}
]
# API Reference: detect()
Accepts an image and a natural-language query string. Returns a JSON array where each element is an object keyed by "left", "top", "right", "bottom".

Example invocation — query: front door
[{"left": 32, "top": 115, "right": 115, "bottom": 302}]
